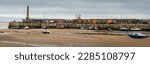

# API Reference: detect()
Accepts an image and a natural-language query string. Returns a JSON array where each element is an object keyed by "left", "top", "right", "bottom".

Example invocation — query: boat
[
  {"left": 42, "top": 29, "right": 50, "bottom": 34},
  {"left": 128, "top": 33, "right": 147, "bottom": 38},
  {"left": 130, "top": 27, "right": 141, "bottom": 31},
  {"left": 24, "top": 26, "right": 29, "bottom": 30},
  {"left": 119, "top": 27, "right": 129, "bottom": 31},
  {"left": 88, "top": 26, "right": 98, "bottom": 30},
  {"left": 142, "top": 26, "right": 150, "bottom": 31}
]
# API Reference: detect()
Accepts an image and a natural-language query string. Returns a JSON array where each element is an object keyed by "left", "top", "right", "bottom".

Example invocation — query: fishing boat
[{"left": 128, "top": 33, "right": 147, "bottom": 38}]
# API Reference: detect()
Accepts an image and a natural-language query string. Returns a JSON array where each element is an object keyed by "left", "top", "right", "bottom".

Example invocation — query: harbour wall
[{"left": 8, "top": 22, "right": 150, "bottom": 30}]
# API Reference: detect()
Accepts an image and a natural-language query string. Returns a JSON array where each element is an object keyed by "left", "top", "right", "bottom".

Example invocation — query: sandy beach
[{"left": 0, "top": 29, "right": 150, "bottom": 47}]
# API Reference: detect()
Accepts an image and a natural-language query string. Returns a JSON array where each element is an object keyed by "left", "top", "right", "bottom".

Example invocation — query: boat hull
[{"left": 128, "top": 34, "right": 147, "bottom": 38}]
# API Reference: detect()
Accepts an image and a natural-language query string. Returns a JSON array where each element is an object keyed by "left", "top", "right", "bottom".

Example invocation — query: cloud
[{"left": 0, "top": 0, "right": 150, "bottom": 21}]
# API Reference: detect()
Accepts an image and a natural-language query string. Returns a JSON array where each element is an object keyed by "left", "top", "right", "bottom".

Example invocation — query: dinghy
[
  {"left": 119, "top": 27, "right": 129, "bottom": 31},
  {"left": 42, "top": 29, "right": 50, "bottom": 34}
]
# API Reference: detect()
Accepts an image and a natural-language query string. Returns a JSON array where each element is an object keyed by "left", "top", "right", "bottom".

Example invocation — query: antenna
[
  {"left": 77, "top": 14, "right": 81, "bottom": 19},
  {"left": 43, "top": 8, "right": 46, "bottom": 21}
]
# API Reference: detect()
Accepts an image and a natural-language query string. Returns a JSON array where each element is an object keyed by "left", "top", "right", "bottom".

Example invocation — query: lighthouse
[{"left": 26, "top": 5, "right": 30, "bottom": 21}]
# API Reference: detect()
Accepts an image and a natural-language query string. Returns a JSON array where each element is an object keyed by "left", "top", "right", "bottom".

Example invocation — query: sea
[{"left": 0, "top": 22, "right": 9, "bottom": 29}]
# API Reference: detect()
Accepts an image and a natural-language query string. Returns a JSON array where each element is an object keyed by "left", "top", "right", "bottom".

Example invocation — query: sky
[{"left": 0, "top": 0, "right": 150, "bottom": 22}]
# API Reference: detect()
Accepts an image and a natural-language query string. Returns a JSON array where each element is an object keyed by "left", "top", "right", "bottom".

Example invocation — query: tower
[{"left": 26, "top": 5, "right": 30, "bottom": 20}]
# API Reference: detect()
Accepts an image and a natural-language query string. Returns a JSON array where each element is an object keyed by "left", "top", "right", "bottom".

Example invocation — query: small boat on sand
[
  {"left": 42, "top": 29, "right": 50, "bottom": 34},
  {"left": 130, "top": 27, "right": 141, "bottom": 31},
  {"left": 119, "top": 27, "right": 129, "bottom": 31},
  {"left": 24, "top": 26, "right": 29, "bottom": 30},
  {"left": 128, "top": 33, "right": 147, "bottom": 38}
]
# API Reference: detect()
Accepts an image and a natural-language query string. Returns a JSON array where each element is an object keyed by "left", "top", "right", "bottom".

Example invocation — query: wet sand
[{"left": 0, "top": 29, "right": 150, "bottom": 47}]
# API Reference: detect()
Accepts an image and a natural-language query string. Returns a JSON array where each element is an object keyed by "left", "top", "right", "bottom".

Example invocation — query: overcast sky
[{"left": 0, "top": 0, "right": 150, "bottom": 21}]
